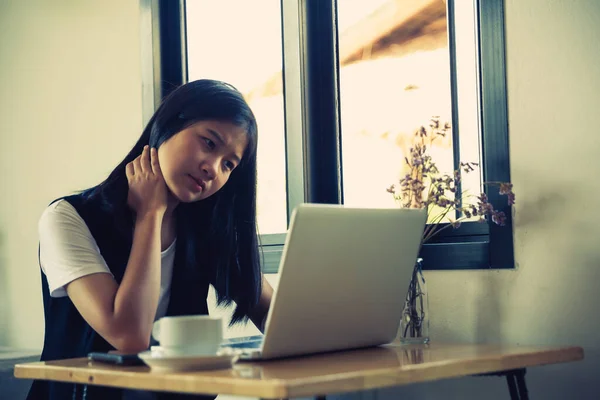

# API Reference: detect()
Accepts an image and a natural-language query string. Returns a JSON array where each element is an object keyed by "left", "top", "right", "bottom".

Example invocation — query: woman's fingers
[
  {"left": 132, "top": 154, "right": 142, "bottom": 176},
  {"left": 127, "top": 146, "right": 156, "bottom": 182},
  {"left": 125, "top": 161, "right": 135, "bottom": 179},
  {"left": 150, "top": 147, "right": 162, "bottom": 177},
  {"left": 126, "top": 145, "right": 168, "bottom": 214},
  {"left": 140, "top": 145, "right": 150, "bottom": 174}
]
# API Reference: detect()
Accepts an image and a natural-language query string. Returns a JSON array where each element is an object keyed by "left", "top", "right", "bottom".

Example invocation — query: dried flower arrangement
[{"left": 386, "top": 117, "right": 515, "bottom": 341}]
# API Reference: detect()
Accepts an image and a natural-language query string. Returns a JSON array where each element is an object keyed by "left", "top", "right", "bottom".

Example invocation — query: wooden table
[{"left": 14, "top": 343, "right": 583, "bottom": 400}]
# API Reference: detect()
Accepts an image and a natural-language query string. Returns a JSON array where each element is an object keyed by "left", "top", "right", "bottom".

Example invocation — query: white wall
[
  {"left": 2, "top": 0, "right": 599, "bottom": 399},
  {"left": 0, "top": 0, "right": 143, "bottom": 348}
]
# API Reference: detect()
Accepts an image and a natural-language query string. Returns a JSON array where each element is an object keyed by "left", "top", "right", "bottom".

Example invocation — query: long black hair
[{"left": 83, "top": 79, "right": 261, "bottom": 324}]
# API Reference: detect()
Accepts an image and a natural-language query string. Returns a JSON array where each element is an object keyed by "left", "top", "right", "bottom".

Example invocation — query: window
[
  {"left": 338, "top": 0, "right": 482, "bottom": 217},
  {"left": 184, "top": 1, "right": 288, "bottom": 238},
  {"left": 154, "top": 0, "right": 513, "bottom": 271}
]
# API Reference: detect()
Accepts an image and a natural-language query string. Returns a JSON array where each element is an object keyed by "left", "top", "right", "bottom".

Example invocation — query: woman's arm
[
  {"left": 248, "top": 275, "right": 274, "bottom": 333},
  {"left": 65, "top": 211, "right": 163, "bottom": 352},
  {"left": 65, "top": 146, "right": 168, "bottom": 352}
]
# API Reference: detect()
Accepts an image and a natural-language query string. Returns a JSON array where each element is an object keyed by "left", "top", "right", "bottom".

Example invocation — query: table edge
[{"left": 13, "top": 345, "right": 585, "bottom": 399}]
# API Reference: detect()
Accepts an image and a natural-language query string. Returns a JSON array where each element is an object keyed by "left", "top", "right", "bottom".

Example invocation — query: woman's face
[{"left": 158, "top": 119, "right": 249, "bottom": 203}]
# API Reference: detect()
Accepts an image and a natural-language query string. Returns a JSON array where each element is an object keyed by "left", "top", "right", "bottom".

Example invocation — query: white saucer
[{"left": 139, "top": 348, "right": 239, "bottom": 372}]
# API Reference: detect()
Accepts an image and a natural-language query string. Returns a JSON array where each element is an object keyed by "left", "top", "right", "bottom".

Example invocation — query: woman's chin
[
  {"left": 173, "top": 189, "right": 209, "bottom": 203},
  {"left": 179, "top": 193, "right": 202, "bottom": 203}
]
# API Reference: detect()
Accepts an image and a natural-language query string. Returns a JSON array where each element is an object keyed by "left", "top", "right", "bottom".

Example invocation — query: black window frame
[{"left": 156, "top": 0, "right": 514, "bottom": 271}]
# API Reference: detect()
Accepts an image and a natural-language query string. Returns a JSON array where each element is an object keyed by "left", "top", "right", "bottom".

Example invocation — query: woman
[{"left": 28, "top": 79, "right": 273, "bottom": 400}]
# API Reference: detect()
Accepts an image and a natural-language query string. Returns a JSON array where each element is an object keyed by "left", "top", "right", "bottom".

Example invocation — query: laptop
[{"left": 220, "top": 203, "right": 427, "bottom": 360}]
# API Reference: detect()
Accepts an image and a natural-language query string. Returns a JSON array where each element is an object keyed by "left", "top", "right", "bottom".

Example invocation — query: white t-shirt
[{"left": 38, "top": 199, "right": 175, "bottom": 320}]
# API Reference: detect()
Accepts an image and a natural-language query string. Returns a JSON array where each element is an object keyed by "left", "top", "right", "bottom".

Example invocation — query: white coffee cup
[{"left": 152, "top": 315, "right": 223, "bottom": 356}]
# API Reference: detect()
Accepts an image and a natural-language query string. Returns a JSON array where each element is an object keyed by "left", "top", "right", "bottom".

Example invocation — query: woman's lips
[{"left": 188, "top": 175, "right": 205, "bottom": 193}]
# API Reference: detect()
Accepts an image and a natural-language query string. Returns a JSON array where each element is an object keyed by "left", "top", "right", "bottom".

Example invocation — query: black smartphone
[{"left": 87, "top": 352, "right": 145, "bottom": 366}]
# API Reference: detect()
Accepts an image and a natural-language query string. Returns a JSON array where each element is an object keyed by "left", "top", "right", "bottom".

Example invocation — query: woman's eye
[
  {"left": 203, "top": 138, "right": 215, "bottom": 149},
  {"left": 224, "top": 161, "right": 235, "bottom": 171}
]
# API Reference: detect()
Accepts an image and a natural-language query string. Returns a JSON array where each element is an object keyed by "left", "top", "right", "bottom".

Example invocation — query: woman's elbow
[
  {"left": 103, "top": 323, "right": 150, "bottom": 353},
  {"left": 112, "top": 333, "right": 150, "bottom": 353},
  {"left": 104, "top": 316, "right": 152, "bottom": 353}
]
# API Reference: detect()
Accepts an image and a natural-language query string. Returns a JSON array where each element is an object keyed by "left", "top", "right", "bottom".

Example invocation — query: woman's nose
[{"left": 201, "top": 158, "right": 218, "bottom": 180}]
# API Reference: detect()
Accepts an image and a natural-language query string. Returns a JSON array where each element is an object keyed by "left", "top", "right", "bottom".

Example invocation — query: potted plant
[{"left": 387, "top": 117, "right": 515, "bottom": 343}]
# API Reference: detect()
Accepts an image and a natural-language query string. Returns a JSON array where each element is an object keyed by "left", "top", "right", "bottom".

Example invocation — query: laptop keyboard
[
  {"left": 225, "top": 340, "right": 263, "bottom": 349},
  {"left": 220, "top": 335, "right": 264, "bottom": 349},
  {"left": 221, "top": 335, "right": 263, "bottom": 349}
]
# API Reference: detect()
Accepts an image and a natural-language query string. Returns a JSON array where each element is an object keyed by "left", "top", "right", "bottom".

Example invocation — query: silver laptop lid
[{"left": 260, "top": 204, "right": 427, "bottom": 359}]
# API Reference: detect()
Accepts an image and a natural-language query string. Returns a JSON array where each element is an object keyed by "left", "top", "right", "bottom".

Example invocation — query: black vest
[{"left": 27, "top": 193, "right": 214, "bottom": 400}]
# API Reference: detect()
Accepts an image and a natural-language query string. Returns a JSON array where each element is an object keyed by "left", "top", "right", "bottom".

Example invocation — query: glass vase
[{"left": 398, "top": 258, "right": 429, "bottom": 344}]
